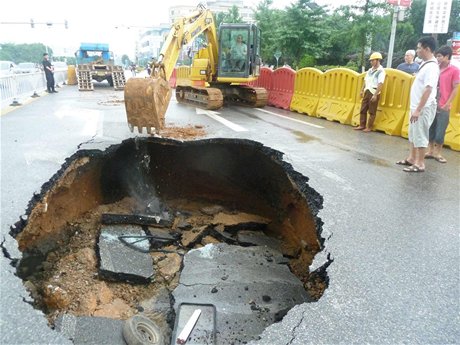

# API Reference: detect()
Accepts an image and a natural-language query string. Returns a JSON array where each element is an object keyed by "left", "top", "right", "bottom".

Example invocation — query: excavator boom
[
  {"left": 124, "top": 5, "right": 267, "bottom": 134},
  {"left": 124, "top": 5, "right": 218, "bottom": 133}
]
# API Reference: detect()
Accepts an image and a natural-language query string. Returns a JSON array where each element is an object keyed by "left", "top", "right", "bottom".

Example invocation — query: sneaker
[{"left": 52, "top": 90, "right": 58, "bottom": 93}]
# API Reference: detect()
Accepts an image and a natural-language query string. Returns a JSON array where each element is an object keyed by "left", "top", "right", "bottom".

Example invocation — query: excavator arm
[{"left": 124, "top": 5, "right": 219, "bottom": 133}]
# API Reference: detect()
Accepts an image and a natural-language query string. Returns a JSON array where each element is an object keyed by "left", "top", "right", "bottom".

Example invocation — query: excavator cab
[
  {"left": 217, "top": 24, "right": 261, "bottom": 82},
  {"left": 124, "top": 6, "right": 267, "bottom": 134}
]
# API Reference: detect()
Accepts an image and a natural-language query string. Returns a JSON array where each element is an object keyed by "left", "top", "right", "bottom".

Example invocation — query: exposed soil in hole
[{"left": 11, "top": 137, "right": 327, "bottom": 340}]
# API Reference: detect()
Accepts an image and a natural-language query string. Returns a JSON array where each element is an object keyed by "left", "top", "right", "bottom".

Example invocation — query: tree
[
  {"left": 0, "top": 43, "right": 51, "bottom": 63},
  {"left": 278, "top": 0, "right": 330, "bottom": 69},
  {"left": 215, "top": 5, "right": 244, "bottom": 29},
  {"left": 254, "top": 0, "right": 285, "bottom": 66}
]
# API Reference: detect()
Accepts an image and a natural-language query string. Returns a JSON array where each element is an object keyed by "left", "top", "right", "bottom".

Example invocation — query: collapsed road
[{"left": 7, "top": 137, "right": 330, "bottom": 345}]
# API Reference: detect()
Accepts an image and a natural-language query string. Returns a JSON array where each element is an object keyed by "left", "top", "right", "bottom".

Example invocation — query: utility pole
[{"left": 387, "top": 6, "right": 398, "bottom": 68}]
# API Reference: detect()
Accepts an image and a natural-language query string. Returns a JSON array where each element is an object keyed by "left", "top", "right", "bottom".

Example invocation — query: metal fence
[{"left": 1, "top": 68, "right": 68, "bottom": 110}]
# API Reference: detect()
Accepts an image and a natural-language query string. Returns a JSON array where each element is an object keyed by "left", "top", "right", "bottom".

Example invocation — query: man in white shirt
[
  {"left": 396, "top": 36, "right": 439, "bottom": 173},
  {"left": 354, "top": 52, "right": 386, "bottom": 132}
]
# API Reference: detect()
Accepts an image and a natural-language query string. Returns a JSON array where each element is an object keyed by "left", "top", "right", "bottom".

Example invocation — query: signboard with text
[
  {"left": 423, "top": 0, "right": 452, "bottom": 34},
  {"left": 451, "top": 39, "right": 460, "bottom": 68},
  {"left": 386, "top": 0, "right": 411, "bottom": 6}
]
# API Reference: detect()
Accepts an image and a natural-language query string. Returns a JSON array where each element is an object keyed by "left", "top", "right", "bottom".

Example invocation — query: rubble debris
[
  {"left": 101, "top": 213, "right": 172, "bottom": 228},
  {"left": 173, "top": 243, "right": 310, "bottom": 344},
  {"left": 172, "top": 304, "right": 216, "bottom": 345},
  {"left": 98, "top": 225, "right": 154, "bottom": 284},
  {"left": 237, "top": 230, "right": 283, "bottom": 251},
  {"left": 55, "top": 314, "right": 125, "bottom": 345}
]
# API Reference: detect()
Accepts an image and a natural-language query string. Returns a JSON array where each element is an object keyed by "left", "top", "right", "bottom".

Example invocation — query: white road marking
[
  {"left": 196, "top": 108, "right": 248, "bottom": 132},
  {"left": 255, "top": 108, "right": 324, "bottom": 128}
]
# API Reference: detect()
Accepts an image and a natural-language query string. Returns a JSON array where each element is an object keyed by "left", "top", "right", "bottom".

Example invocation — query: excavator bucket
[{"left": 124, "top": 76, "right": 172, "bottom": 134}]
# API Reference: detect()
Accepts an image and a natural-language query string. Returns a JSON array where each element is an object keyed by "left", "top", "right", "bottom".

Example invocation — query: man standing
[
  {"left": 354, "top": 52, "right": 386, "bottom": 132},
  {"left": 396, "top": 36, "right": 439, "bottom": 173},
  {"left": 425, "top": 46, "right": 460, "bottom": 164},
  {"left": 42, "top": 53, "right": 57, "bottom": 93},
  {"left": 396, "top": 49, "right": 420, "bottom": 75}
]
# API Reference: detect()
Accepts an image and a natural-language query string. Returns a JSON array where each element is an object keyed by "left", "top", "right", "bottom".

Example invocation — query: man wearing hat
[{"left": 355, "top": 52, "right": 386, "bottom": 132}]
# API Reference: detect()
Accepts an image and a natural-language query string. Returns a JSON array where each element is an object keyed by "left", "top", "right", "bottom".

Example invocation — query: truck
[
  {"left": 75, "top": 43, "right": 126, "bottom": 91},
  {"left": 124, "top": 4, "right": 267, "bottom": 133}
]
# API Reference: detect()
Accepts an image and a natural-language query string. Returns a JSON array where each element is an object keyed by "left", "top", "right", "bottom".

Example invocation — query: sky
[{"left": 0, "top": 0, "right": 344, "bottom": 59}]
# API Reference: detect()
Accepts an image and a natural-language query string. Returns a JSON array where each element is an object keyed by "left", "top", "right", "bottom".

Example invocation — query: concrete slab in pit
[
  {"left": 237, "top": 230, "right": 283, "bottom": 252},
  {"left": 55, "top": 314, "right": 125, "bottom": 345},
  {"left": 98, "top": 224, "right": 154, "bottom": 283},
  {"left": 172, "top": 243, "right": 309, "bottom": 344}
]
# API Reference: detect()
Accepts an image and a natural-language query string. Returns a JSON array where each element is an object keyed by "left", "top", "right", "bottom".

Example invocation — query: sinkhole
[{"left": 10, "top": 137, "right": 329, "bottom": 345}]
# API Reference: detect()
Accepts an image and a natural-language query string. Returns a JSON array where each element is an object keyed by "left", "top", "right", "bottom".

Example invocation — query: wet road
[{"left": 1, "top": 84, "right": 459, "bottom": 344}]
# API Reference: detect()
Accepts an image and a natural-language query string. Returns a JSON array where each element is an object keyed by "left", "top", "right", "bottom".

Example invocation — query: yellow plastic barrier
[
  {"left": 175, "top": 66, "right": 192, "bottom": 87},
  {"left": 316, "top": 68, "right": 360, "bottom": 124},
  {"left": 67, "top": 65, "right": 77, "bottom": 85},
  {"left": 351, "top": 73, "right": 365, "bottom": 127},
  {"left": 354, "top": 69, "right": 413, "bottom": 136},
  {"left": 290, "top": 67, "right": 323, "bottom": 116},
  {"left": 444, "top": 88, "right": 460, "bottom": 151}
]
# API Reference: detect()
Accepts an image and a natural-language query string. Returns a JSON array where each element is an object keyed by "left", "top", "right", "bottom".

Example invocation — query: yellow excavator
[{"left": 124, "top": 4, "right": 268, "bottom": 133}]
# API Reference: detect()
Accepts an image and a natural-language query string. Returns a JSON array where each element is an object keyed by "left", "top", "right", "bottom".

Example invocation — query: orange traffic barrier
[
  {"left": 352, "top": 69, "right": 413, "bottom": 136},
  {"left": 252, "top": 67, "right": 273, "bottom": 91},
  {"left": 316, "top": 68, "right": 360, "bottom": 124},
  {"left": 268, "top": 67, "right": 295, "bottom": 110},
  {"left": 290, "top": 67, "right": 323, "bottom": 116},
  {"left": 169, "top": 68, "right": 177, "bottom": 88}
]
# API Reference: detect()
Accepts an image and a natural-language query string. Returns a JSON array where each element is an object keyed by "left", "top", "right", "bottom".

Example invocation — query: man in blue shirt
[{"left": 397, "top": 50, "right": 420, "bottom": 75}]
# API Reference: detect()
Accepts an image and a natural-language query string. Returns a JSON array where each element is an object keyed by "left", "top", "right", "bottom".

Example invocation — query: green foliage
[
  {"left": 0, "top": 43, "right": 50, "bottom": 64},
  {"left": 253, "top": 0, "right": 459, "bottom": 69},
  {"left": 216, "top": 5, "right": 243, "bottom": 29},
  {"left": 121, "top": 54, "right": 131, "bottom": 66},
  {"left": 298, "top": 54, "right": 316, "bottom": 68}
]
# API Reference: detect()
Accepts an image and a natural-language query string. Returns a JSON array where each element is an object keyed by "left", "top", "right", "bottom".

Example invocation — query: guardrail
[{"left": 1, "top": 68, "right": 68, "bottom": 110}]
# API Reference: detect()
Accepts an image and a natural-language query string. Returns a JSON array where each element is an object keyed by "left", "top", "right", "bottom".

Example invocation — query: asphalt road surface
[{"left": 1, "top": 84, "right": 459, "bottom": 345}]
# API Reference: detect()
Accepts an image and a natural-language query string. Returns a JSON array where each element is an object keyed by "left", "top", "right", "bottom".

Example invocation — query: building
[{"left": 137, "top": 24, "right": 170, "bottom": 66}]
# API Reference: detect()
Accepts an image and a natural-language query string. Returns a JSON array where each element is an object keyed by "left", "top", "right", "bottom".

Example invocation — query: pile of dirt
[{"left": 159, "top": 124, "right": 206, "bottom": 140}]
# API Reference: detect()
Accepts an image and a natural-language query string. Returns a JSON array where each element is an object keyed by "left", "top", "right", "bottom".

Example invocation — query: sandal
[
  {"left": 425, "top": 154, "right": 434, "bottom": 159},
  {"left": 396, "top": 159, "right": 413, "bottom": 166},
  {"left": 403, "top": 165, "right": 425, "bottom": 173},
  {"left": 434, "top": 156, "right": 447, "bottom": 163}
]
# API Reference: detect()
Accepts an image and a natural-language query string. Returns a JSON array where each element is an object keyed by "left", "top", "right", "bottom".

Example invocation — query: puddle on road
[{"left": 9, "top": 137, "right": 329, "bottom": 344}]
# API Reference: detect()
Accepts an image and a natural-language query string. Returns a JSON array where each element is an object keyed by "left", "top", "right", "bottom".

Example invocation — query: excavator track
[
  {"left": 218, "top": 85, "right": 268, "bottom": 108},
  {"left": 175, "top": 86, "right": 223, "bottom": 110}
]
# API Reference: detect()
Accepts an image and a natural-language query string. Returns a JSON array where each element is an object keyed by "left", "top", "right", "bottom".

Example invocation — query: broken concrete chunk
[
  {"left": 173, "top": 243, "right": 309, "bottom": 344},
  {"left": 101, "top": 213, "right": 172, "bottom": 228},
  {"left": 212, "top": 212, "right": 270, "bottom": 227},
  {"left": 98, "top": 225, "right": 154, "bottom": 284},
  {"left": 237, "top": 230, "right": 282, "bottom": 252},
  {"left": 55, "top": 314, "right": 125, "bottom": 345},
  {"left": 145, "top": 227, "right": 177, "bottom": 248},
  {"left": 181, "top": 226, "right": 210, "bottom": 248}
]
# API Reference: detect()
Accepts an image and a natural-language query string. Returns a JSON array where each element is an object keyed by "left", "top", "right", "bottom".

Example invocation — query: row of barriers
[
  {"left": 1, "top": 68, "right": 68, "bottom": 110},
  {"left": 173, "top": 65, "right": 459, "bottom": 151},
  {"left": 255, "top": 66, "right": 460, "bottom": 151},
  {"left": 2, "top": 65, "right": 458, "bottom": 151}
]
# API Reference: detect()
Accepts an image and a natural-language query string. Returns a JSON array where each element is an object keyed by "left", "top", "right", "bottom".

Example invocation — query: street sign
[
  {"left": 274, "top": 51, "right": 282, "bottom": 68},
  {"left": 452, "top": 39, "right": 460, "bottom": 68},
  {"left": 423, "top": 0, "right": 452, "bottom": 34}
]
